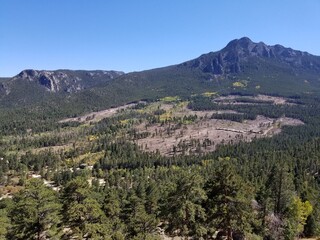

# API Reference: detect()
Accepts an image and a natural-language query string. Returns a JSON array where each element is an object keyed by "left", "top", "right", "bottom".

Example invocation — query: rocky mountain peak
[
  {"left": 181, "top": 37, "right": 320, "bottom": 75},
  {"left": 15, "top": 70, "right": 62, "bottom": 92},
  {"left": 17, "top": 69, "right": 40, "bottom": 79},
  {"left": 12, "top": 69, "right": 124, "bottom": 93},
  {"left": 225, "top": 37, "right": 255, "bottom": 49},
  {"left": 223, "top": 37, "right": 273, "bottom": 59}
]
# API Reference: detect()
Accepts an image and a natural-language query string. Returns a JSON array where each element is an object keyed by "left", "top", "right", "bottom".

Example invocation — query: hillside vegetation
[
  {"left": 0, "top": 92, "right": 320, "bottom": 239},
  {"left": 1, "top": 38, "right": 320, "bottom": 239}
]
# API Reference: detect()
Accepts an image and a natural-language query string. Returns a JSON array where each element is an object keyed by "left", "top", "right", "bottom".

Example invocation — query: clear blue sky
[{"left": 1, "top": 0, "right": 320, "bottom": 77}]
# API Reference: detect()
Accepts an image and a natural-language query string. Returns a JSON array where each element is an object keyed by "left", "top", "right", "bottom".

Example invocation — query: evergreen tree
[
  {"left": 267, "top": 162, "right": 294, "bottom": 215},
  {"left": 9, "top": 178, "right": 62, "bottom": 240},
  {"left": 255, "top": 185, "right": 272, "bottom": 236},
  {"left": 0, "top": 208, "right": 10, "bottom": 240},
  {"left": 165, "top": 171, "right": 207, "bottom": 239},
  {"left": 125, "top": 193, "right": 158, "bottom": 240},
  {"left": 102, "top": 189, "right": 125, "bottom": 238},
  {"left": 205, "top": 161, "right": 253, "bottom": 240},
  {"left": 145, "top": 181, "right": 160, "bottom": 216},
  {"left": 62, "top": 177, "right": 111, "bottom": 239}
]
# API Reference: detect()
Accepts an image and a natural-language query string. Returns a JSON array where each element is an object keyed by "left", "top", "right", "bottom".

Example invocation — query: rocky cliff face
[
  {"left": 182, "top": 37, "right": 320, "bottom": 75},
  {"left": 12, "top": 69, "right": 124, "bottom": 93}
]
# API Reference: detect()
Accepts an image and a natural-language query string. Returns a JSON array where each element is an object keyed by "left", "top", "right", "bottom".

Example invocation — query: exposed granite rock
[
  {"left": 12, "top": 69, "right": 124, "bottom": 93},
  {"left": 182, "top": 37, "right": 320, "bottom": 75}
]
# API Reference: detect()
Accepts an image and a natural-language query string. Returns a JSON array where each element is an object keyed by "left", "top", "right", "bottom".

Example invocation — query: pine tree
[
  {"left": 125, "top": 193, "right": 158, "bottom": 240},
  {"left": 205, "top": 161, "right": 253, "bottom": 240},
  {"left": 255, "top": 184, "right": 273, "bottom": 237},
  {"left": 267, "top": 163, "right": 294, "bottom": 215},
  {"left": 145, "top": 181, "right": 160, "bottom": 216},
  {"left": 9, "top": 178, "right": 62, "bottom": 240},
  {"left": 62, "top": 177, "right": 111, "bottom": 239},
  {"left": 0, "top": 208, "right": 10, "bottom": 240},
  {"left": 165, "top": 171, "right": 207, "bottom": 239},
  {"left": 102, "top": 189, "right": 125, "bottom": 238}
]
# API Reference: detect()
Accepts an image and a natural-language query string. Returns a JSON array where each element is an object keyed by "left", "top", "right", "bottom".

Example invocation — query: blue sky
[{"left": 1, "top": 0, "right": 320, "bottom": 77}]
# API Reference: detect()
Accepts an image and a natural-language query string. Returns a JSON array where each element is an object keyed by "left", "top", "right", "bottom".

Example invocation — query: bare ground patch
[
  {"left": 57, "top": 96, "right": 303, "bottom": 157},
  {"left": 214, "top": 94, "right": 294, "bottom": 105},
  {"left": 59, "top": 103, "right": 137, "bottom": 123},
  {"left": 134, "top": 115, "right": 304, "bottom": 156}
]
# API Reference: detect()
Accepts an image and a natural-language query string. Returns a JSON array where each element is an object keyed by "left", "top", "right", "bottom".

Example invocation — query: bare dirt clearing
[
  {"left": 59, "top": 103, "right": 137, "bottom": 123},
  {"left": 56, "top": 95, "right": 303, "bottom": 157},
  {"left": 214, "top": 94, "right": 294, "bottom": 105},
  {"left": 135, "top": 115, "right": 303, "bottom": 156}
]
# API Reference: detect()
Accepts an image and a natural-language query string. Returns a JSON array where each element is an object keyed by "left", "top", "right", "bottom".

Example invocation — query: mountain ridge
[
  {"left": 8, "top": 69, "right": 124, "bottom": 93},
  {"left": 181, "top": 37, "right": 320, "bottom": 75},
  {"left": 2, "top": 37, "right": 320, "bottom": 113}
]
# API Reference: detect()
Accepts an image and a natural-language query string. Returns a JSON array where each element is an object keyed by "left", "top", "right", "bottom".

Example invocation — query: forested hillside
[
  {"left": 2, "top": 37, "right": 320, "bottom": 136},
  {"left": 0, "top": 92, "right": 320, "bottom": 239},
  {"left": 1, "top": 38, "right": 320, "bottom": 239}
]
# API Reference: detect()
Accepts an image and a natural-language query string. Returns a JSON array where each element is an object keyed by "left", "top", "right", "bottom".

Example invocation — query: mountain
[
  {"left": 88, "top": 37, "right": 320, "bottom": 103},
  {"left": 0, "top": 69, "right": 124, "bottom": 108},
  {"left": 182, "top": 37, "right": 320, "bottom": 75},
  {"left": 114, "top": 37, "right": 320, "bottom": 96},
  {"left": 1, "top": 37, "right": 320, "bottom": 128},
  {"left": 7, "top": 69, "right": 124, "bottom": 93}
]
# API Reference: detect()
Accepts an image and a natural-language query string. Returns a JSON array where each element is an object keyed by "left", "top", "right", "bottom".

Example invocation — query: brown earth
[
  {"left": 57, "top": 95, "right": 303, "bottom": 157},
  {"left": 134, "top": 115, "right": 303, "bottom": 156},
  {"left": 214, "top": 94, "right": 294, "bottom": 105},
  {"left": 59, "top": 103, "right": 137, "bottom": 123}
]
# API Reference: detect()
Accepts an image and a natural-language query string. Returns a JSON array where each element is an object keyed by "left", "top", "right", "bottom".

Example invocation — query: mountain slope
[
  {"left": 3, "top": 37, "right": 320, "bottom": 106},
  {"left": 9, "top": 69, "right": 124, "bottom": 92},
  {"left": 1, "top": 37, "right": 320, "bottom": 134},
  {"left": 182, "top": 37, "right": 320, "bottom": 74},
  {"left": 179, "top": 37, "right": 320, "bottom": 93},
  {"left": 0, "top": 69, "right": 124, "bottom": 107},
  {"left": 85, "top": 37, "right": 320, "bottom": 106}
]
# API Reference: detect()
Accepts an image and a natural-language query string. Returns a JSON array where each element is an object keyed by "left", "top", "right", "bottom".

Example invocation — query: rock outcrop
[
  {"left": 182, "top": 37, "right": 320, "bottom": 75},
  {"left": 12, "top": 69, "right": 124, "bottom": 93}
]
